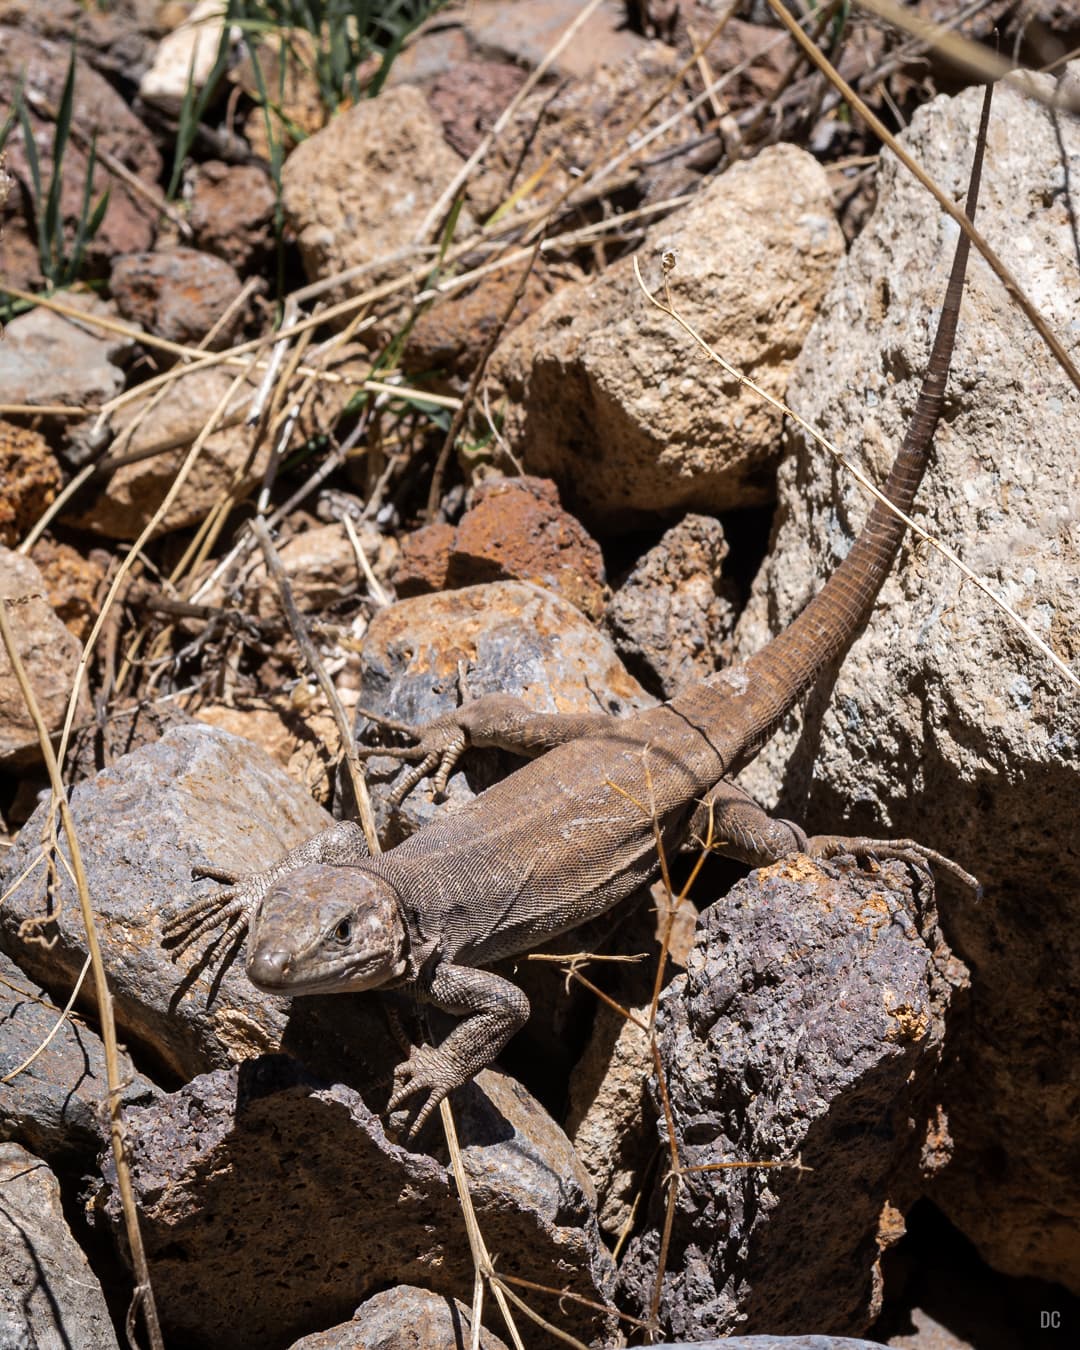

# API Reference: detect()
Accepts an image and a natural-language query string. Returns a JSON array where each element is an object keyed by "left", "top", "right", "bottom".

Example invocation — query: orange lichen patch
[
  {"left": 0, "top": 420, "right": 61, "bottom": 547},
  {"left": 882, "top": 986, "right": 929, "bottom": 1043}
]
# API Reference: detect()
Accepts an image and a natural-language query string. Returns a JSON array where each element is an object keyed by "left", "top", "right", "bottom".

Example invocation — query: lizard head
[{"left": 246, "top": 863, "right": 408, "bottom": 995}]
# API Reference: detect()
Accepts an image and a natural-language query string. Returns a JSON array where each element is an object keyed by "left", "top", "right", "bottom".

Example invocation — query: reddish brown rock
[
  {"left": 189, "top": 160, "right": 278, "bottom": 271},
  {"left": 395, "top": 476, "right": 606, "bottom": 619},
  {"left": 426, "top": 59, "right": 529, "bottom": 158},
  {"left": 28, "top": 537, "right": 106, "bottom": 642},
  {"left": 110, "top": 248, "right": 247, "bottom": 348},
  {"left": 0, "top": 421, "right": 62, "bottom": 548}
]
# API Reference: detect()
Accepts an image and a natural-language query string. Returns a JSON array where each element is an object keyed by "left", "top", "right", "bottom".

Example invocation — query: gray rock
[
  {"left": 606, "top": 513, "right": 737, "bottom": 697},
  {"left": 0, "top": 546, "right": 89, "bottom": 766},
  {"left": 0, "top": 294, "right": 130, "bottom": 410},
  {"left": 0, "top": 1141, "right": 119, "bottom": 1349},
  {"left": 490, "top": 143, "right": 843, "bottom": 525},
  {"left": 732, "top": 74, "right": 1080, "bottom": 1288},
  {"left": 0, "top": 949, "right": 159, "bottom": 1161},
  {"left": 351, "top": 580, "right": 654, "bottom": 839},
  {"left": 618, "top": 856, "right": 963, "bottom": 1338},
  {"left": 0, "top": 723, "right": 391, "bottom": 1086},
  {"left": 94, "top": 1057, "right": 613, "bottom": 1350},
  {"left": 286, "top": 1285, "right": 510, "bottom": 1350}
]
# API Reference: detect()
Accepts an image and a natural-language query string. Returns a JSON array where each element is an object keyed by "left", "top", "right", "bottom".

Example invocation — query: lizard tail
[{"left": 733, "top": 81, "right": 992, "bottom": 761}]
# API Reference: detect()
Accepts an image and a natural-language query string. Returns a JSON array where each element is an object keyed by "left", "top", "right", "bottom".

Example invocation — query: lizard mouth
[{"left": 247, "top": 946, "right": 392, "bottom": 994}]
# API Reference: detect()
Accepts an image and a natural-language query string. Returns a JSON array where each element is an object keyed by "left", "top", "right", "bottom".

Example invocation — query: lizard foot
[
  {"left": 805, "top": 835, "right": 981, "bottom": 897},
  {"left": 161, "top": 866, "right": 254, "bottom": 961},
  {"left": 386, "top": 1043, "right": 463, "bottom": 1139},
  {"left": 356, "top": 718, "right": 468, "bottom": 807}
]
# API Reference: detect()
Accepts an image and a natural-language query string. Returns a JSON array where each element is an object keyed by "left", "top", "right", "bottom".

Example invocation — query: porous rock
[
  {"left": 94, "top": 1056, "right": 613, "bottom": 1350},
  {"left": 396, "top": 475, "right": 607, "bottom": 620},
  {"left": 351, "top": 580, "right": 654, "bottom": 839},
  {"left": 0, "top": 722, "right": 391, "bottom": 1084},
  {"left": 110, "top": 247, "right": 247, "bottom": 347},
  {"left": 0, "top": 546, "right": 88, "bottom": 767},
  {"left": 286, "top": 1285, "right": 510, "bottom": 1350},
  {"left": 73, "top": 366, "right": 264, "bottom": 537},
  {"left": 606, "top": 513, "right": 737, "bottom": 697},
  {"left": 618, "top": 856, "right": 963, "bottom": 1339},
  {"left": 0, "top": 294, "right": 131, "bottom": 411},
  {"left": 490, "top": 143, "right": 843, "bottom": 525},
  {"left": 0, "top": 420, "right": 62, "bottom": 548},
  {"left": 0, "top": 950, "right": 159, "bottom": 1162},
  {"left": 731, "top": 75, "right": 1080, "bottom": 1289},
  {"left": 281, "top": 85, "right": 471, "bottom": 298},
  {"left": 28, "top": 535, "right": 107, "bottom": 642},
  {"left": 190, "top": 160, "right": 277, "bottom": 271},
  {"left": 0, "top": 1142, "right": 119, "bottom": 1349},
  {"left": 462, "top": 0, "right": 648, "bottom": 81}
]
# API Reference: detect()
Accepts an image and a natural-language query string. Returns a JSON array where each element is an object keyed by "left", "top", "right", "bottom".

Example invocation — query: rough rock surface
[
  {"left": 0, "top": 950, "right": 159, "bottom": 1161},
  {"left": 0, "top": 294, "right": 131, "bottom": 411},
  {"left": 0, "top": 723, "right": 392, "bottom": 1084},
  {"left": 0, "top": 1142, "right": 120, "bottom": 1349},
  {"left": 138, "top": 0, "right": 233, "bottom": 114},
  {"left": 351, "top": 580, "right": 653, "bottom": 838},
  {"left": 396, "top": 475, "right": 607, "bottom": 619},
  {"left": 606, "top": 513, "right": 737, "bottom": 697},
  {"left": 619, "top": 856, "right": 964, "bottom": 1339},
  {"left": 731, "top": 77, "right": 1080, "bottom": 1288},
  {"left": 110, "top": 247, "right": 247, "bottom": 347},
  {"left": 0, "top": 420, "right": 61, "bottom": 547},
  {"left": 73, "top": 366, "right": 264, "bottom": 537},
  {"left": 28, "top": 535, "right": 107, "bottom": 641},
  {"left": 490, "top": 143, "right": 844, "bottom": 525},
  {"left": 281, "top": 84, "right": 470, "bottom": 297},
  {"left": 0, "top": 546, "right": 88, "bottom": 766},
  {"left": 463, "top": 0, "right": 648, "bottom": 79},
  {"left": 286, "top": 1285, "right": 511, "bottom": 1350},
  {"left": 95, "top": 1057, "right": 614, "bottom": 1350},
  {"left": 190, "top": 160, "right": 278, "bottom": 271}
]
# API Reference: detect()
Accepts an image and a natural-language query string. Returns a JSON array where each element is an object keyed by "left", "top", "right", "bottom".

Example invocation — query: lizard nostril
[{"left": 247, "top": 947, "right": 290, "bottom": 989}]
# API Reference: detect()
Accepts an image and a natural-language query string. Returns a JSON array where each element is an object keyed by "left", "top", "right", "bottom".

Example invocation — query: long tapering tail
[{"left": 730, "top": 82, "right": 993, "bottom": 764}]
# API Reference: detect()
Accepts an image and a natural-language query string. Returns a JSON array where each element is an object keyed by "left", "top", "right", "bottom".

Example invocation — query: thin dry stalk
[
  {"left": 425, "top": 239, "right": 542, "bottom": 518},
  {"left": 634, "top": 259, "right": 1078, "bottom": 691},
  {"left": 762, "top": 0, "right": 1080, "bottom": 398},
  {"left": 248, "top": 517, "right": 380, "bottom": 854},
  {"left": 0, "top": 603, "right": 164, "bottom": 1350}
]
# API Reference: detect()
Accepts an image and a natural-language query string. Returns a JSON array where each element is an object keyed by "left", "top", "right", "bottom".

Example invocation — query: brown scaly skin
[{"left": 164, "top": 89, "right": 992, "bottom": 1140}]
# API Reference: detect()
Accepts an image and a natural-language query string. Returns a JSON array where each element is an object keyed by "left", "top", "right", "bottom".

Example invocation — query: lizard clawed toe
[
  {"left": 356, "top": 721, "right": 469, "bottom": 805},
  {"left": 805, "top": 834, "right": 981, "bottom": 895},
  {"left": 162, "top": 867, "right": 253, "bottom": 961},
  {"left": 386, "top": 1043, "right": 462, "bottom": 1139}
]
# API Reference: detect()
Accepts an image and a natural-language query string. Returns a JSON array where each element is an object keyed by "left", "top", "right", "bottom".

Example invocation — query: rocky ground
[{"left": 1, "top": 2, "right": 1078, "bottom": 1349}]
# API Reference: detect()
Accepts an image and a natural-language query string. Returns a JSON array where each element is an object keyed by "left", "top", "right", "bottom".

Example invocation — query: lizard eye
[{"left": 332, "top": 918, "right": 353, "bottom": 945}]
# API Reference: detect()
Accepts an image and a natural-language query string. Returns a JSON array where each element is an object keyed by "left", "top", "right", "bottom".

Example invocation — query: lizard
[{"left": 164, "top": 85, "right": 991, "bottom": 1139}]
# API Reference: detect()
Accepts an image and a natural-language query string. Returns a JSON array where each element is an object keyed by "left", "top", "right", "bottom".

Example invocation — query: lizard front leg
[
  {"left": 387, "top": 961, "right": 530, "bottom": 1137},
  {"left": 162, "top": 819, "right": 371, "bottom": 961},
  {"left": 359, "top": 692, "right": 617, "bottom": 806},
  {"left": 691, "top": 780, "right": 979, "bottom": 892}
]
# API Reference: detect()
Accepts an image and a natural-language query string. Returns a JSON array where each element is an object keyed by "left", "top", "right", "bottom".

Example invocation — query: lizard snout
[{"left": 247, "top": 945, "right": 291, "bottom": 990}]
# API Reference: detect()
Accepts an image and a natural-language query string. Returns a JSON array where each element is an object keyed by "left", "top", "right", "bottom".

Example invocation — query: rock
[
  {"left": 0, "top": 722, "right": 391, "bottom": 1084},
  {"left": 0, "top": 420, "right": 62, "bottom": 547},
  {"left": 93, "top": 1056, "right": 613, "bottom": 1350},
  {"left": 618, "top": 856, "right": 964, "bottom": 1339},
  {"left": 426, "top": 60, "right": 529, "bottom": 159},
  {"left": 462, "top": 0, "right": 648, "bottom": 80},
  {"left": 73, "top": 365, "right": 264, "bottom": 538},
  {"left": 286, "top": 1286, "right": 511, "bottom": 1350},
  {"left": 110, "top": 248, "right": 247, "bottom": 347},
  {"left": 606, "top": 513, "right": 737, "bottom": 697},
  {"left": 0, "top": 546, "right": 88, "bottom": 767},
  {"left": 649, "top": 1341, "right": 891, "bottom": 1350},
  {"left": 194, "top": 702, "right": 341, "bottom": 807},
  {"left": 189, "top": 160, "right": 277, "bottom": 271},
  {"left": 0, "top": 294, "right": 131, "bottom": 411},
  {"left": 730, "top": 76, "right": 1080, "bottom": 1289},
  {"left": 404, "top": 265, "right": 556, "bottom": 381},
  {"left": 0, "top": 27, "right": 162, "bottom": 279},
  {"left": 490, "top": 143, "right": 844, "bottom": 526},
  {"left": 28, "top": 536, "right": 107, "bottom": 641},
  {"left": 63, "top": 694, "right": 194, "bottom": 785},
  {"left": 351, "top": 580, "right": 653, "bottom": 839},
  {"left": 0, "top": 1142, "right": 120, "bottom": 1349},
  {"left": 281, "top": 85, "right": 471, "bottom": 298},
  {"left": 139, "top": 0, "right": 234, "bottom": 114},
  {"left": 0, "top": 1, "right": 159, "bottom": 87},
  {"left": 394, "top": 522, "right": 457, "bottom": 598},
  {"left": 0, "top": 950, "right": 159, "bottom": 1162},
  {"left": 396, "top": 475, "right": 607, "bottom": 620}
]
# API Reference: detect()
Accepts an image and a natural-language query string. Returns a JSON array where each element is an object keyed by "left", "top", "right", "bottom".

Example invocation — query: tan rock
[
  {"left": 0, "top": 546, "right": 89, "bottom": 766},
  {"left": 490, "top": 142, "right": 844, "bottom": 525},
  {"left": 0, "top": 421, "right": 61, "bottom": 548},
  {"left": 194, "top": 701, "right": 341, "bottom": 806},
  {"left": 28, "top": 537, "right": 106, "bottom": 642},
  {"left": 73, "top": 365, "right": 263, "bottom": 538},
  {"left": 280, "top": 85, "right": 471, "bottom": 296}
]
